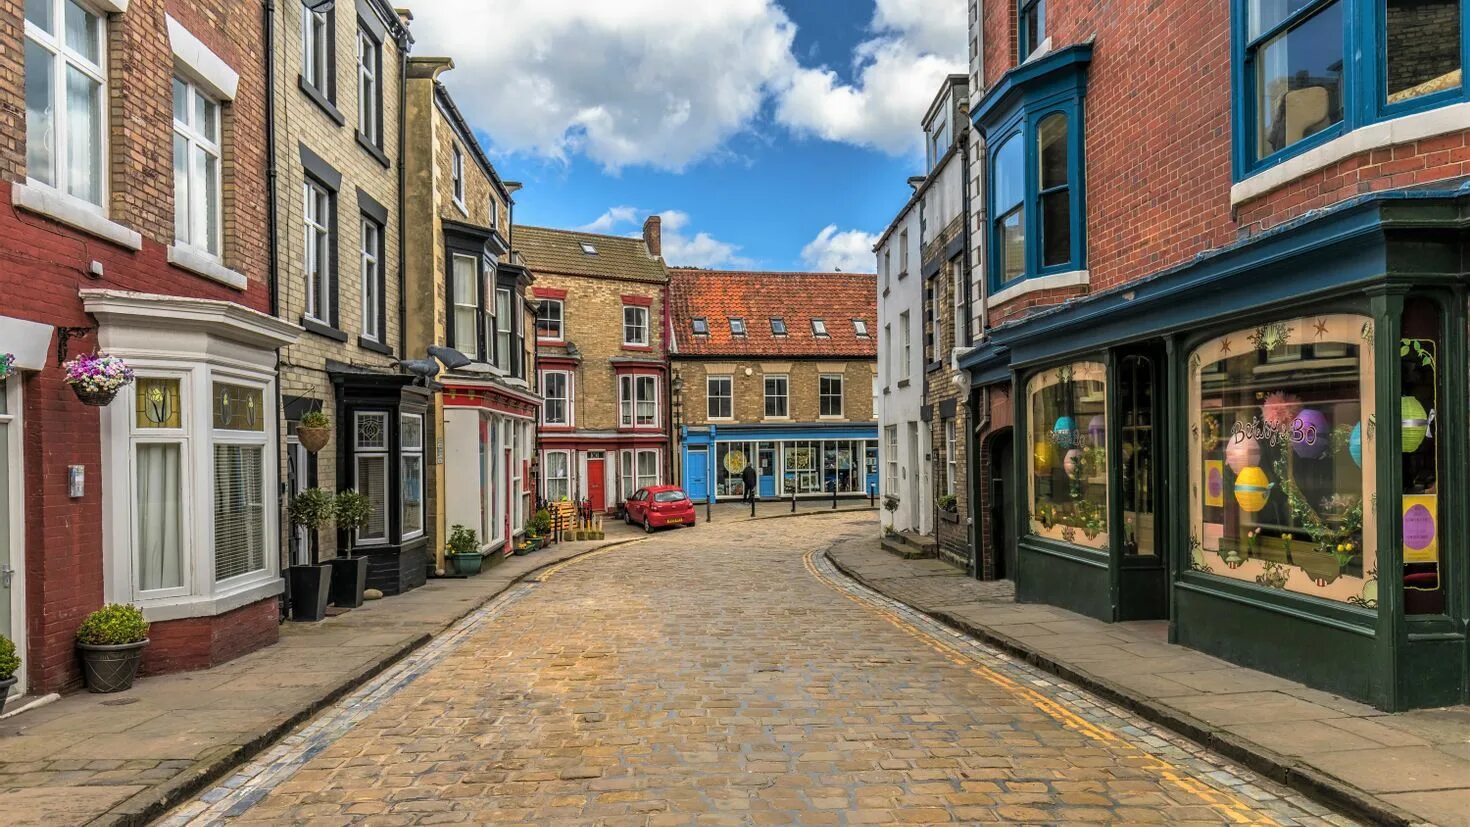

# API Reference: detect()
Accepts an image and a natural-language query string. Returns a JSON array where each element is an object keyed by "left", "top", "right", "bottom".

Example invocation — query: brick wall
[
  {"left": 675, "top": 359, "right": 877, "bottom": 426},
  {"left": 142, "top": 595, "right": 279, "bottom": 676},
  {"left": 924, "top": 217, "right": 972, "bottom": 567}
]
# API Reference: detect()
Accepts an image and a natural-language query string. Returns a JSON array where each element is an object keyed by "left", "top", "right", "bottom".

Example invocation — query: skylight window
[
  {"left": 770, "top": 318, "right": 787, "bottom": 336},
  {"left": 692, "top": 317, "right": 709, "bottom": 335},
  {"left": 811, "top": 319, "right": 829, "bottom": 337},
  {"left": 853, "top": 319, "right": 869, "bottom": 337},
  {"left": 579, "top": 242, "right": 597, "bottom": 255},
  {"left": 730, "top": 318, "right": 746, "bottom": 336}
]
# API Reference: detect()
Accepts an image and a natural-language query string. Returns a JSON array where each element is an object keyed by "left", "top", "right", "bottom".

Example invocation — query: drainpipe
[
  {"left": 396, "top": 31, "right": 409, "bottom": 361},
  {"left": 959, "top": 127, "right": 973, "bottom": 348},
  {"left": 262, "top": 0, "right": 288, "bottom": 620}
]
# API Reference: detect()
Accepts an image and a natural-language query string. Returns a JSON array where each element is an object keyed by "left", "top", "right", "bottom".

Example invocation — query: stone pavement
[
  {"left": 0, "top": 527, "right": 643, "bottom": 827},
  {"left": 828, "top": 537, "right": 1470, "bottom": 827},
  {"left": 165, "top": 512, "right": 1350, "bottom": 825}
]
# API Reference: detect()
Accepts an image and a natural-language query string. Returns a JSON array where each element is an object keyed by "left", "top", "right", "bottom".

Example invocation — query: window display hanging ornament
[
  {"left": 1348, "top": 422, "right": 1362, "bottom": 467},
  {"left": 1225, "top": 434, "right": 1261, "bottom": 474},
  {"left": 1290, "top": 409, "right": 1331, "bottom": 459},
  {"left": 1401, "top": 396, "right": 1430, "bottom": 453},
  {"left": 1063, "top": 448, "right": 1084, "bottom": 478},
  {"left": 1087, "top": 415, "right": 1106, "bottom": 445},
  {"left": 1233, "top": 465, "right": 1274, "bottom": 513},
  {"left": 1052, "top": 416, "right": 1078, "bottom": 448},
  {"left": 1033, "top": 440, "right": 1055, "bottom": 473}
]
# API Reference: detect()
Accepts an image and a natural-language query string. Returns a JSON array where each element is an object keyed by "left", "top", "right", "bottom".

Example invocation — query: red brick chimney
[{"left": 643, "top": 215, "right": 662, "bottom": 258}]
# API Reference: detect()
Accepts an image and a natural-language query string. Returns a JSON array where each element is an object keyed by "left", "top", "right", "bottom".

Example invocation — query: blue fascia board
[{"left": 972, "top": 42, "right": 1094, "bottom": 134}]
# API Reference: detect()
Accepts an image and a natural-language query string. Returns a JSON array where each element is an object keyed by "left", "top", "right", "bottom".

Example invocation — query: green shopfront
[{"left": 963, "top": 188, "right": 1470, "bottom": 710}]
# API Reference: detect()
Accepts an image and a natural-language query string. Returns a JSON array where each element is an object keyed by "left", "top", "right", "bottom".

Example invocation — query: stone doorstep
[
  {"left": 14, "top": 536, "right": 645, "bottom": 827},
  {"left": 823, "top": 548, "right": 1430, "bottom": 827},
  {"left": 880, "top": 537, "right": 932, "bottom": 560}
]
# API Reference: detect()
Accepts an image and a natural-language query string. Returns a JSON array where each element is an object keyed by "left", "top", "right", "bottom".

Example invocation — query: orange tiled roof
[{"left": 669, "top": 268, "right": 877, "bottom": 358}]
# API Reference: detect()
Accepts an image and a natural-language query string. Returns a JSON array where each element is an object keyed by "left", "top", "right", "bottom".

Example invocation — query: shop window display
[
  {"left": 1401, "top": 298, "right": 1442, "bottom": 615},
  {"left": 1188, "top": 314, "right": 1378, "bottom": 607},
  {"left": 1027, "top": 362, "right": 1109, "bottom": 550}
]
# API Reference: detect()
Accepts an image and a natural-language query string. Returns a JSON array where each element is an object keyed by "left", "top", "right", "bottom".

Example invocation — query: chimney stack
[{"left": 643, "top": 215, "right": 662, "bottom": 258}]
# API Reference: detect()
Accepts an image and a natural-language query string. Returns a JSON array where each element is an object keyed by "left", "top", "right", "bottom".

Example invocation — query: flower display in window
[{"left": 1261, "top": 390, "right": 1302, "bottom": 433}]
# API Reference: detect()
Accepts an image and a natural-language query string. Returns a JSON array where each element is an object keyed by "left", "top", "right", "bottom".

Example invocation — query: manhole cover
[{"left": 101, "top": 698, "right": 138, "bottom": 706}]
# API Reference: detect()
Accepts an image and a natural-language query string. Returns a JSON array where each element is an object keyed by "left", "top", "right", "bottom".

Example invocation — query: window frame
[
  {"left": 619, "top": 374, "right": 660, "bottom": 428},
  {"left": 636, "top": 449, "right": 660, "bottom": 490},
  {"left": 764, "top": 374, "right": 789, "bottom": 419},
  {"left": 540, "top": 369, "right": 573, "bottom": 427},
  {"left": 495, "top": 287, "right": 513, "bottom": 371},
  {"left": 301, "top": 2, "right": 333, "bottom": 101},
  {"left": 23, "top": 0, "right": 109, "bottom": 210},
  {"left": 448, "top": 252, "right": 482, "bottom": 360},
  {"left": 352, "top": 410, "right": 391, "bottom": 546},
  {"left": 811, "top": 319, "right": 829, "bottom": 337},
  {"left": 355, "top": 24, "right": 382, "bottom": 148},
  {"left": 707, "top": 375, "right": 734, "bottom": 420},
  {"left": 730, "top": 318, "right": 747, "bottom": 336},
  {"left": 400, "top": 413, "right": 425, "bottom": 540},
  {"left": 622, "top": 304, "right": 650, "bottom": 347},
  {"left": 536, "top": 298, "right": 565, "bottom": 342},
  {"left": 543, "top": 449, "right": 572, "bottom": 502},
  {"left": 899, "top": 312, "right": 912, "bottom": 381},
  {"left": 691, "top": 317, "right": 709, "bottom": 336},
  {"left": 1019, "top": 0, "right": 1046, "bottom": 62},
  {"left": 451, "top": 143, "right": 465, "bottom": 210},
  {"left": 770, "top": 318, "right": 787, "bottom": 336},
  {"left": 359, "top": 215, "right": 384, "bottom": 342},
  {"left": 819, "top": 373, "right": 844, "bottom": 419},
  {"left": 211, "top": 378, "right": 270, "bottom": 586},
  {"left": 985, "top": 98, "right": 1086, "bottom": 292},
  {"left": 853, "top": 319, "right": 869, "bottom": 337},
  {"left": 303, "top": 176, "right": 335, "bottom": 326},
  {"left": 171, "top": 77, "right": 223, "bottom": 258}
]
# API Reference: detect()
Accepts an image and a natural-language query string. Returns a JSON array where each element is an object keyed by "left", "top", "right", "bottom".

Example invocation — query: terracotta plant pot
[
  {"left": 77, "top": 639, "right": 148, "bottom": 693},
  {"left": 297, "top": 425, "right": 331, "bottom": 453},
  {"left": 71, "top": 385, "right": 120, "bottom": 407}
]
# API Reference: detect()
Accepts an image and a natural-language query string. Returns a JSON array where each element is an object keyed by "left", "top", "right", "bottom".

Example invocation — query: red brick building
[
  {"left": 961, "top": 0, "right": 1470, "bottom": 709},
  {"left": 0, "top": 1, "right": 294, "bottom": 696}
]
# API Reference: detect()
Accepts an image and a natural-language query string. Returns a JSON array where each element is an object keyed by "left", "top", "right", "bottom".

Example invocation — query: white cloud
[
  {"left": 578, "top": 207, "right": 751, "bottom": 269},
  {"left": 578, "top": 206, "right": 641, "bottom": 233},
  {"left": 801, "top": 225, "right": 879, "bottom": 273},
  {"left": 775, "top": 0, "right": 968, "bottom": 154}
]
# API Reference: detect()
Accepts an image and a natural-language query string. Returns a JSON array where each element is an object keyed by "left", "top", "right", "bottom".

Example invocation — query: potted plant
[
  {"left": 529, "top": 509, "right": 553, "bottom": 548},
  {"left": 328, "top": 490, "right": 372, "bottom": 608},
  {"left": 445, "top": 524, "right": 484, "bottom": 575},
  {"left": 296, "top": 410, "right": 332, "bottom": 454},
  {"left": 63, "top": 353, "right": 134, "bottom": 407},
  {"left": 937, "top": 494, "right": 958, "bottom": 513},
  {"left": 75, "top": 604, "right": 149, "bottom": 693},
  {"left": 287, "top": 488, "right": 335, "bottom": 621},
  {"left": 0, "top": 634, "right": 19, "bottom": 713}
]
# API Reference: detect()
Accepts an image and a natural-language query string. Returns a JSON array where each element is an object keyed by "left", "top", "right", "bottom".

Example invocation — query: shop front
[
  {"left": 974, "top": 188, "right": 1470, "bottom": 710},
  {"left": 680, "top": 424, "right": 879, "bottom": 503},
  {"left": 443, "top": 380, "right": 538, "bottom": 558}
]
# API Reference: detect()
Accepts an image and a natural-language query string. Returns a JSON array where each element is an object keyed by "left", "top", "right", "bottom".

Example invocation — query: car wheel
[
  {"left": 624, "top": 511, "right": 633, "bottom": 525},
  {"left": 644, "top": 517, "right": 654, "bottom": 534}
]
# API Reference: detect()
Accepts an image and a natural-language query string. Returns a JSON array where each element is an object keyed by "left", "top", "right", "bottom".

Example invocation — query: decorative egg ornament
[
  {"left": 1348, "top": 422, "right": 1362, "bottom": 468},
  {"left": 1034, "top": 441, "right": 1055, "bottom": 474},
  {"left": 1291, "top": 409, "right": 1331, "bottom": 459},
  {"left": 1233, "top": 466, "right": 1273, "bottom": 513},
  {"left": 1087, "top": 415, "right": 1107, "bottom": 445},
  {"left": 1053, "top": 416, "right": 1078, "bottom": 448},
  {"left": 1063, "top": 448, "right": 1084, "bottom": 478},
  {"left": 1225, "top": 434, "right": 1261, "bottom": 475},
  {"left": 1401, "top": 396, "right": 1429, "bottom": 453}
]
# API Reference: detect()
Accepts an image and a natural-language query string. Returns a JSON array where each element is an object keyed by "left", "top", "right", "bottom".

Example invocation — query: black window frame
[
  {"left": 354, "top": 4, "right": 386, "bottom": 160},
  {"left": 443, "top": 227, "right": 491, "bottom": 363}
]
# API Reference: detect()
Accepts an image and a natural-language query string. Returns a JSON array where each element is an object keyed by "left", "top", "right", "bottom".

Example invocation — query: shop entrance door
[
  {"left": 586, "top": 456, "right": 606, "bottom": 512},
  {"left": 757, "top": 444, "right": 776, "bottom": 497},
  {"left": 685, "top": 449, "right": 709, "bottom": 501},
  {"left": 990, "top": 429, "right": 1017, "bottom": 581},
  {"left": 1, "top": 379, "right": 22, "bottom": 697},
  {"left": 1115, "top": 348, "right": 1168, "bottom": 621},
  {"left": 907, "top": 424, "right": 922, "bottom": 531}
]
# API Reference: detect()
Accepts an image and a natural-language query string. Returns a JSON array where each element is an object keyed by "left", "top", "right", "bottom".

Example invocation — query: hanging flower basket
[
  {"left": 0, "top": 353, "right": 14, "bottom": 382},
  {"left": 63, "top": 353, "right": 134, "bottom": 408},
  {"left": 297, "top": 411, "right": 332, "bottom": 453}
]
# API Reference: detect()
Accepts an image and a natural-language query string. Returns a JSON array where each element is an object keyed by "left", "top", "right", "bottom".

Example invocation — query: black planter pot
[
  {"left": 328, "top": 556, "right": 369, "bottom": 608},
  {"left": 289, "top": 564, "right": 332, "bottom": 621},
  {"left": 77, "top": 639, "right": 148, "bottom": 693},
  {"left": 0, "top": 675, "right": 16, "bottom": 713}
]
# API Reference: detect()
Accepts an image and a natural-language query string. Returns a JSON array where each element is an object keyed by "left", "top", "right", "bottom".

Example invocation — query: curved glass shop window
[
  {"left": 1027, "top": 361, "right": 1109, "bottom": 550},
  {"left": 1188, "top": 314, "right": 1378, "bottom": 608}
]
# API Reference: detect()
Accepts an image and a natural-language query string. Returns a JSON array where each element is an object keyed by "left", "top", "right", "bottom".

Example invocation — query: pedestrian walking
[{"left": 741, "top": 462, "right": 758, "bottom": 504}]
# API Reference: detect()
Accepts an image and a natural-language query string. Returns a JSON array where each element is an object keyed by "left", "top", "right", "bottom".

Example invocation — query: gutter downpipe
[{"left": 263, "top": 0, "right": 289, "bottom": 620}]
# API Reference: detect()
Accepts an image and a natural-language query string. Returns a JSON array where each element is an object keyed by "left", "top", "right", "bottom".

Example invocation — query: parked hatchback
[{"left": 624, "top": 486, "right": 696, "bottom": 533}]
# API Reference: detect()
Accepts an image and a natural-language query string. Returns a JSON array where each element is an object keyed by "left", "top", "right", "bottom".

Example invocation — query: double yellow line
[{"left": 803, "top": 550, "right": 1279, "bottom": 826}]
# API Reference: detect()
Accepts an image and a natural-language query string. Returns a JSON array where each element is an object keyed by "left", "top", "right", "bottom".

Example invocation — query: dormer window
[
  {"left": 853, "top": 319, "right": 869, "bottom": 337},
  {"left": 730, "top": 318, "right": 746, "bottom": 336},
  {"left": 692, "top": 317, "right": 709, "bottom": 335},
  {"left": 579, "top": 241, "right": 597, "bottom": 255},
  {"left": 811, "top": 319, "right": 829, "bottom": 337},
  {"left": 770, "top": 318, "right": 787, "bottom": 336}
]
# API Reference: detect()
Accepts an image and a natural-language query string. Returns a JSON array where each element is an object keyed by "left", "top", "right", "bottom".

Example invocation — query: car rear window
[{"left": 653, "top": 490, "right": 687, "bottom": 503}]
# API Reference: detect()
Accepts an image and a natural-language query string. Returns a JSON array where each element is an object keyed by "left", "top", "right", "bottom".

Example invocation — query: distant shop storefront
[{"left": 681, "top": 424, "right": 878, "bottom": 502}]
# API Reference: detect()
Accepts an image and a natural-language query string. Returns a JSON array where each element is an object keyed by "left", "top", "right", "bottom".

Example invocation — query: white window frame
[
  {"left": 623, "top": 305, "right": 650, "bottom": 346},
  {"left": 509, "top": 421, "right": 525, "bottom": 534},
  {"left": 172, "top": 77, "right": 223, "bottom": 257},
  {"left": 360, "top": 216, "right": 382, "bottom": 341},
  {"left": 871, "top": 375, "right": 880, "bottom": 419},
  {"left": 126, "top": 371, "right": 193, "bottom": 602},
  {"left": 885, "top": 425, "right": 899, "bottom": 496},
  {"left": 495, "top": 287, "right": 512, "bottom": 371},
  {"left": 620, "top": 449, "right": 635, "bottom": 501},
  {"left": 812, "top": 319, "right": 829, "bottom": 337},
  {"left": 764, "top": 374, "right": 789, "bottom": 419},
  {"left": 301, "top": 4, "right": 330, "bottom": 96},
  {"left": 819, "top": 374, "right": 844, "bottom": 419},
  {"left": 450, "top": 252, "right": 479, "bottom": 358},
  {"left": 544, "top": 450, "right": 572, "bottom": 502},
  {"left": 23, "top": 0, "right": 109, "bottom": 210},
  {"left": 304, "top": 177, "right": 332, "bottom": 324},
  {"left": 451, "top": 143, "right": 465, "bottom": 210},
  {"left": 730, "top": 318, "right": 747, "bottom": 336},
  {"left": 353, "top": 411, "right": 390, "bottom": 546},
  {"left": 636, "top": 449, "right": 660, "bottom": 490},
  {"left": 900, "top": 312, "right": 912, "bottom": 380},
  {"left": 401, "top": 413, "right": 425, "bottom": 540},
  {"left": 540, "top": 370, "right": 573, "bottom": 426},
  {"left": 853, "top": 319, "right": 869, "bottom": 337},
  {"left": 355, "top": 27, "right": 379, "bottom": 145},
  {"left": 537, "top": 298, "right": 564, "bottom": 342},
  {"left": 211, "top": 377, "right": 271, "bottom": 586},
  {"left": 1, "top": 378, "right": 25, "bottom": 696},
  {"left": 619, "top": 374, "right": 659, "bottom": 428},
  {"left": 944, "top": 419, "right": 957, "bottom": 497},
  {"left": 707, "top": 375, "right": 733, "bottom": 420}
]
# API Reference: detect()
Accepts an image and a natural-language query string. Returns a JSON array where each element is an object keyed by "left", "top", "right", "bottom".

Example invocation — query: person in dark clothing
[{"left": 741, "top": 462, "right": 758, "bottom": 503}]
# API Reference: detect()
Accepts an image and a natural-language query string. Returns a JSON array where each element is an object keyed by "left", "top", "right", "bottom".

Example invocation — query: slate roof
[
  {"left": 514, "top": 226, "right": 668, "bottom": 284},
  {"left": 668, "top": 268, "right": 878, "bottom": 358}
]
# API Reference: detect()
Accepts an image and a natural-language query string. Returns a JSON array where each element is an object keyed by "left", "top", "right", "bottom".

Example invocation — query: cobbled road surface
[{"left": 165, "top": 513, "right": 1354, "bottom": 826}]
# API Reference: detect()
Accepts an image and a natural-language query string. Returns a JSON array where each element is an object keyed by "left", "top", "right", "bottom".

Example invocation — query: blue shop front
[{"left": 680, "top": 424, "right": 880, "bottom": 502}]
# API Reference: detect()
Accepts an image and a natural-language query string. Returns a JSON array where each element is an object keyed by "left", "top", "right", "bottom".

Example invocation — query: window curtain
[{"left": 137, "top": 443, "right": 183, "bottom": 591}]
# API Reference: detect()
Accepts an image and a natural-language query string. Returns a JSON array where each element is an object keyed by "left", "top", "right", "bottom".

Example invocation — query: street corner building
[
  {"left": 0, "top": 0, "right": 298, "bottom": 694},
  {"left": 951, "top": 0, "right": 1470, "bottom": 710},
  {"left": 667, "top": 268, "right": 879, "bottom": 506},
  {"left": 517, "top": 220, "right": 673, "bottom": 513}
]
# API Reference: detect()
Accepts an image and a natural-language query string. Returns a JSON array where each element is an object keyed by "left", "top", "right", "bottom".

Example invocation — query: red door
[{"left": 587, "top": 457, "right": 606, "bottom": 512}]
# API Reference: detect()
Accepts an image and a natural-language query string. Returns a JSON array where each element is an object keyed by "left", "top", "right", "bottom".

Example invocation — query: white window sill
[
  {"left": 818, "top": 416, "right": 848, "bottom": 421},
  {"left": 1232, "top": 101, "right": 1470, "bottom": 206},
  {"left": 12, "top": 182, "right": 141, "bottom": 251},
  {"left": 453, "top": 198, "right": 468, "bottom": 217},
  {"left": 136, "top": 576, "right": 283, "bottom": 623},
  {"left": 167, "top": 243, "right": 247, "bottom": 290},
  {"left": 986, "top": 269, "right": 1090, "bottom": 310}
]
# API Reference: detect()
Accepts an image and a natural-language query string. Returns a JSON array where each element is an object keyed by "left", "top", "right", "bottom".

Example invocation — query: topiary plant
[
  {"left": 76, "top": 604, "right": 149, "bottom": 646},
  {"left": 0, "top": 635, "right": 19, "bottom": 680},
  {"left": 289, "top": 488, "right": 336, "bottom": 530},
  {"left": 333, "top": 490, "right": 372, "bottom": 534},
  {"left": 446, "top": 524, "right": 479, "bottom": 556}
]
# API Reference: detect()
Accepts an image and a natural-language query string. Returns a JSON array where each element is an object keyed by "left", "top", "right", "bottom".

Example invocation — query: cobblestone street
[{"left": 165, "top": 514, "right": 1353, "bottom": 826}]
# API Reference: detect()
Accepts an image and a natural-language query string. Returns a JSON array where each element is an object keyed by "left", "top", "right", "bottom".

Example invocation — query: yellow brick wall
[{"left": 674, "top": 359, "right": 878, "bottom": 426}]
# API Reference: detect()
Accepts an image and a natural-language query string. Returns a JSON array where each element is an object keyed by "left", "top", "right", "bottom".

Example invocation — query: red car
[{"left": 624, "top": 486, "right": 696, "bottom": 532}]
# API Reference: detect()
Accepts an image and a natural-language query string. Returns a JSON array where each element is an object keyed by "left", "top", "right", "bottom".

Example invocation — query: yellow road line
[{"left": 803, "top": 550, "right": 1280, "bottom": 826}]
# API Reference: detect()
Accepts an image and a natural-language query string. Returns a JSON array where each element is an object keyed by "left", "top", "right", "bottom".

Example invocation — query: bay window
[
  {"left": 637, "top": 450, "right": 660, "bottom": 489},
  {"left": 133, "top": 377, "right": 187, "bottom": 595},
  {"left": 212, "top": 382, "right": 267, "bottom": 582},
  {"left": 401, "top": 413, "right": 424, "bottom": 538},
  {"left": 1027, "top": 361, "right": 1108, "bottom": 550},
  {"left": 24, "top": 0, "right": 106, "bottom": 208},
  {"left": 172, "top": 78, "right": 221, "bottom": 257},
  {"left": 495, "top": 288, "right": 512, "bottom": 370},
  {"left": 450, "top": 253, "right": 479, "bottom": 357},
  {"left": 354, "top": 412, "right": 389, "bottom": 544},
  {"left": 619, "top": 374, "right": 658, "bottom": 428}
]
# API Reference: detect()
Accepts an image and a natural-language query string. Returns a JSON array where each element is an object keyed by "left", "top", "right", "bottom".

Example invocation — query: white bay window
[{"left": 354, "top": 412, "right": 389, "bottom": 544}]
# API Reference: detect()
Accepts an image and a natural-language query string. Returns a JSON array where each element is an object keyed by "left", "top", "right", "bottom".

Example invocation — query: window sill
[
  {"left": 1231, "top": 101, "right": 1470, "bottom": 206},
  {"left": 301, "top": 316, "right": 348, "bottom": 342},
  {"left": 452, "top": 198, "right": 468, "bottom": 218},
  {"left": 986, "top": 269, "right": 1090, "bottom": 309},
  {"left": 137, "top": 576, "right": 283, "bottom": 623},
  {"left": 299, "top": 76, "right": 345, "bottom": 126},
  {"left": 621, "top": 343, "right": 653, "bottom": 352},
  {"left": 897, "top": 379, "right": 911, "bottom": 388},
  {"left": 167, "top": 243, "right": 247, "bottom": 290},
  {"left": 12, "top": 182, "right": 142, "bottom": 251},
  {"left": 356, "top": 131, "right": 391, "bottom": 168},
  {"left": 818, "top": 416, "right": 848, "bottom": 421},
  {"left": 358, "top": 335, "right": 393, "bottom": 356}
]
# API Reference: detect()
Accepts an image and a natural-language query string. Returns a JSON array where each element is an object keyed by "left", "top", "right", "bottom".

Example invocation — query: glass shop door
[{"left": 1115, "top": 347, "right": 1168, "bottom": 621}]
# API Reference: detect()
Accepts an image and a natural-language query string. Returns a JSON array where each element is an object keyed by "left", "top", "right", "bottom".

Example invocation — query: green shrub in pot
[
  {"left": 0, "top": 635, "right": 19, "bottom": 681},
  {"left": 75, "top": 603, "right": 150, "bottom": 693}
]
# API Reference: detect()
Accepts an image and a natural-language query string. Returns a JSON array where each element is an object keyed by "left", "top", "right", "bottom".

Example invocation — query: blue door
[
  {"left": 685, "top": 448, "right": 709, "bottom": 501},
  {"left": 758, "top": 445, "right": 776, "bottom": 497}
]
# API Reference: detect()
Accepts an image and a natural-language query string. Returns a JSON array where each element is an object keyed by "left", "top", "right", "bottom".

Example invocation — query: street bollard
[
  {"left": 832, "top": 482, "right": 838, "bottom": 510},
  {"left": 750, "top": 494, "right": 756, "bottom": 518},
  {"left": 869, "top": 483, "right": 875, "bottom": 508},
  {"left": 706, "top": 495, "right": 712, "bottom": 523},
  {"left": 790, "top": 490, "right": 796, "bottom": 513}
]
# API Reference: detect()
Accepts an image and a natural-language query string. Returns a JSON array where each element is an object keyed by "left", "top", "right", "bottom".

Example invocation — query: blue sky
[{"left": 409, "top": 0, "right": 967, "bottom": 271}]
